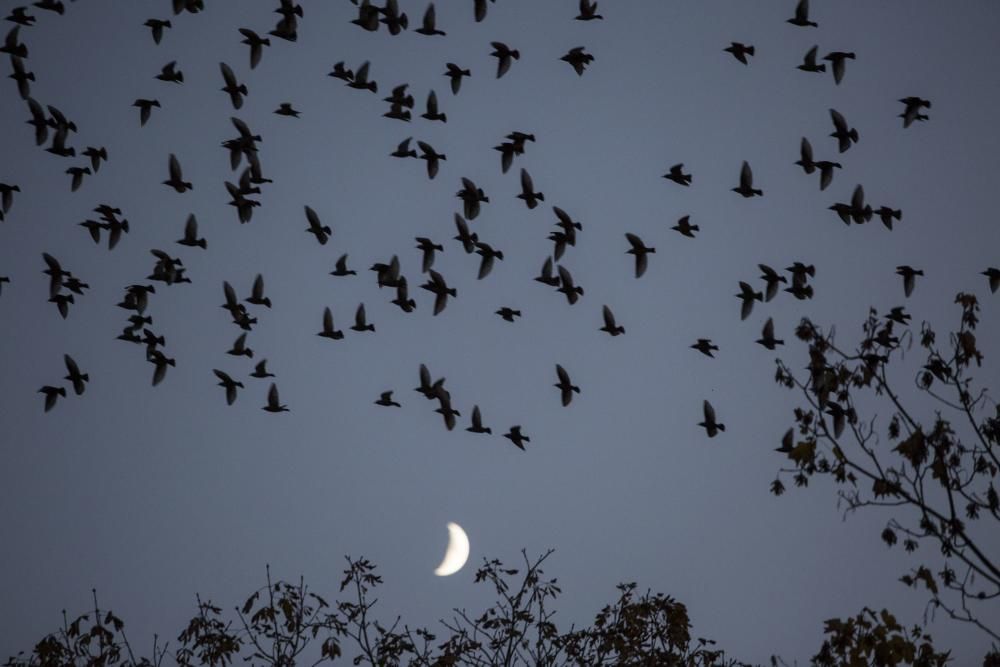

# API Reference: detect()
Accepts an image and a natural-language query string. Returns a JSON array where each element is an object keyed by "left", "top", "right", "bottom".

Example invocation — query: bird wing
[
  {"left": 64, "top": 354, "right": 79, "bottom": 376},
  {"left": 602, "top": 305, "right": 615, "bottom": 328},
  {"left": 740, "top": 161, "right": 753, "bottom": 188},
  {"left": 703, "top": 400, "right": 716, "bottom": 424},
  {"left": 426, "top": 90, "right": 438, "bottom": 114},
  {"left": 304, "top": 205, "right": 321, "bottom": 230},
  {"left": 830, "top": 108, "right": 847, "bottom": 132},
  {"left": 184, "top": 214, "right": 198, "bottom": 239},
  {"left": 220, "top": 62, "right": 237, "bottom": 87},
  {"left": 223, "top": 281, "right": 238, "bottom": 308},
  {"left": 355, "top": 303, "right": 366, "bottom": 326},
  {"left": 168, "top": 153, "right": 182, "bottom": 181},
  {"left": 520, "top": 168, "right": 533, "bottom": 193},
  {"left": 624, "top": 232, "right": 643, "bottom": 251},
  {"left": 268, "top": 383, "right": 279, "bottom": 407},
  {"left": 762, "top": 317, "right": 774, "bottom": 339},
  {"left": 252, "top": 274, "right": 264, "bottom": 299},
  {"left": 323, "top": 306, "right": 333, "bottom": 332}
]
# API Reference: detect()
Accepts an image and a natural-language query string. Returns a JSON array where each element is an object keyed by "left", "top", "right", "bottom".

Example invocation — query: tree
[{"left": 772, "top": 292, "right": 1000, "bottom": 641}]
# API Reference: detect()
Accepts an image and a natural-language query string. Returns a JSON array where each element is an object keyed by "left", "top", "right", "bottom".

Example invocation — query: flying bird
[
  {"left": 895, "top": 265, "right": 923, "bottom": 298},
  {"left": 736, "top": 281, "right": 764, "bottom": 320},
  {"left": 756, "top": 318, "right": 784, "bottom": 350},
  {"left": 82, "top": 147, "right": 108, "bottom": 172},
  {"left": 561, "top": 47, "right": 594, "bottom": 76},
  {"left": 467, "top": 405, "right": 491, "bottom": 434},
  {"left": 331, "top": 254, "right": 357, "bottom": 277},
  {"left": 375, "top": 391, "right": 401, "bottom": 407},
  {"left": 797, "top": 46, "right": 825, "bottom": 73},
  {"left": 983, "top": 268, "right": 1000, "bottom": 294},
  {"left": 262, "top": 383, "right": 289, "bottom": 412},
  {"left": 698, "top": 400, "right": 725, "bottom": 437},
  {"left": 416, "top": 3, "right": 445, "bottom": 35},
  {"left": 304, "top": 205, "right": 332, "bottom": 245},
  {"left": 600, "top": 305, "right": 625, "bottom": 336},
  {"left": 557, "top": 265, "right": 584, "bottom": 305},
  {"left": 422, "top": 90, "right": 446, "bottom": 122},
  {"left": 220, "top": 62, "right": 248, "bottom": 109},
  {"left": 352, "top": 303, "right": 375, "bottom": 332},
  {"left": 503, "top": 425, "right": 530, "bottom": 450},
  {"left": 899, "top": 97, "right": 931, "bottom": 128},
  {"left": 732, "top": 161, "right": 762, "bottom": 197},
  {"left": 474, "top": 242, "right": 504, "bottom": 279},
  {"left": 691, "top": 339, "right": 719, "bottom": 358},
  {"left": 444, "top": 63, "right": 471, "bottom": 94},
  {"left": 213, "top": 370, "right": 243, "bottom": 405},
  {"left": 251, "top": 360, "right": 275, "bottom": 379},
  {"left": 787, "top": 0, "right": 818, "bottom": 27},
  {"left": 239, "top": 28, "right": 270, "bottom": 69},
  {"left": 517, "top": 168, "right": 544, "bottom": 208},
  {"left": 671, "top": 215, "right": 698, "bottom": 238},
  {"left": 246, "top": 274, "right": 271, "bottom": 308},
  {"left": 133, "top": 99, "right": 161, "bottom": 126},
  {"left": 724, "top": 42, "right": 754, "bottom": 65},
  {"left": 63, "top": 355, "right": 89, "bottom": 395},
  {"left": 823, "top": 51, "right": 855, "bottom": 85},
  {"left": 163, "top": 154, "right": 192, "bottom": 193},
  {"left": 490, "top": 42, "right": 520, "bottom": 78},
  {"left": 758, "top": 264, "right": 788, "bottom": 302},
  {"left": 39, "top": 386, "right": 66, "bottom": 412},
  {"left": 496, "top": 307, "right": 521, "bottom": 322},
  {"left": 663, "top": 163, "right": 692, "bottom": 186},
  {"left": 155, "top": 60, "right": 184, "bottom": 83},
  {"left": 417, "top": 141, "right": 446, "bottom": 179},
  {"left": 829, "top": 109, "right": 859, "bottom": 153},
  {"left": 625, "top": 233, "right": 655, "bottom": 278},
  {"left": 554, "top": 364, "right": 580, "bottom": 406},
  {"left": 420, "top": 270, "right": 457, "bottom": 315}
]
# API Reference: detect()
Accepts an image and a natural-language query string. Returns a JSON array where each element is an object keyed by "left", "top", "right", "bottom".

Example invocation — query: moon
[{"left": 434, "top": 522, "right": 470, "bottom": 576}]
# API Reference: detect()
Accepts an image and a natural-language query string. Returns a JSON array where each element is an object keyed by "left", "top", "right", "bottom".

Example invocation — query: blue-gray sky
[{"left": 1, "top": 0, "right": 999, "bottom": 663}]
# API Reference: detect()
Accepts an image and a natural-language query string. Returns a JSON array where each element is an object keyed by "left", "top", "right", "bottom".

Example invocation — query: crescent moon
[{"left": 434, "top": 522, "right": 470, "bottom": 576}]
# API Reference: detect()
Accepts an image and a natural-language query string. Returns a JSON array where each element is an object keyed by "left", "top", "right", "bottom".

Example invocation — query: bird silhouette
[
  {"left": 304, "top": 206, "right": 332, "bottom": 245},
  {"left": 895, "top": 265, "right": 923, "bottom": 298},
  {"left": 724, "top": 42, "right": 754, "bottom": 65},
  {"left": 698, "top": 400, "right": 725, "bottom": 437},
  {"left": 983, "top": 268, "right": 1000, "bottom": 294},
  {"left": 490, "top": 42, "right": 520, "bottom": 78},
  {"left": 691, "top": 339, "right": 719, "bottom": 358},
  {"left": 457, "top": 177, "right": 488, "bottom": 219},
  {"left": 732, "top": 161, "right": 762, "bottom": 197},
  {"left": 421, "top": 90, "right": 446, "bottom": 122},
  {"left": 82, "top": 147, "right": 108, "bottom": 172},
  {"left": 555, "top": 364, "right": 580, "bottom": 406},
  {"left": 155, "top": 60, "right": 184, "bottom": 83},
  {"left": 213, "top": 370, "right": 243, "bottom": 405},
  {"left": 375, "top": 391, "right": 401, "bottom": 407},
  {"left": 420, "top": 270, "right": 457, "bottom": 315},
  {"left": 318, "top": 307, "right": 344, "bottom": 340},
  {"left": 417, "top": 141, "right": 446, "bottom": 179},
  {"left": 220, "top": 62, "right": 248, "bottom": 109},
  {"left": 625, "top": 233, "right": 655, "bottom": 278},
  {"left": 251, "top": 359, "right": 275, "bottom": 379},
  {"left": 66, "top": 166, "right": 91, "bottom": 192},
  {"left": 557, "top": 265, "right": 584, "bottom": 304},
  {"left": 534, "top": 256, "right": 560, "bottom": 287},
  {"left": 331, "top": 254, "right": 357, "bottom": 277},
  {"left": 756, "top": 318, "right": 785, "bottom": 350},
  {"left": 415, "top": 237, "right": 443, "bottom": 273},
  {"left": 132, "top": 99, "right": 161, "bottom": 126},
  {"left": 561, "top": 47, "right": 594, "bottom": 76},
  {"left": 517, "top": 168, "right": 544, "bottom": 208},
  {"left": 39, "top": 386, "right": 66, "bottom": 412},
  {"left": 164, "top": 154, "right": 192, "bottom": 192},
  {"left": 600, "top": 305, "right": 625, "bottom": 336},
  {"left": 663, "top": 163, "right": 692, "bottom": 186},
  {"left": 245, "top": 274, "right": 271, "bottom": 308},
  {"left": 474, "top": 242, "right": 504, "bottom": 279},
  {"left": 787, "top": 0, "right": 818, "bottom": 27},
  {"left": 829, "top": 109, "right": 859, "bottom": 152},
  {"left": 416, "top": 3, "right": 445, "bottom": 35},
  {"left": 352, "top": 303, "right": 375, "bottom": 332},
  {"left": 227, "top": 332, "right": 253, "bottom": 358},
  {"left": 467, "top": 405, "right": 492, "bottom": 434},
  {"left": 239, "top": 28, "right": 269, "bottom": 69},
  {"left": 176, "top": 214, "right": 206, "bottom": 249},
  {"left": 503, "top": 425, "right": 530, "bottom": 450},
  {"left": 63, "top": 354, "right": 89, "bottom": 395},
  {"left": 392, "top": 137, "right": 418, "bottom": 159},
  {"left": 797, "top": 46, "right": 825, "bottom": 73},
  {"left": 736, "top": 281, "right": 764, "bottom": 320},
  {"left": 444, "top": 63, "right": 471, "bottom": 94},
  {"left": 873, "top": 206, "right": 902, "bottom": 230},
  {"left": 347, "top": 61, "right": 377, "bottom": 92},
  {"left": 671, "top": 215, "right": 698, "bottom": 238},
  {"left": 262, "top": 383, "right": 289, "bottom": 412},
  {"left": 899, "top": 97, "right": 930, "bottom": 128},
  {"left": 758, "top": 264, "right": 788, "bottom": 302},
  {"left": 576, "top": 0, "right": 603, "bottom": 20},
  {"left": 823, "top": 51, "right": 855, "bottom": 85},
  {"left": 496, "top": 307, "right": 521, "bottom": 322}
]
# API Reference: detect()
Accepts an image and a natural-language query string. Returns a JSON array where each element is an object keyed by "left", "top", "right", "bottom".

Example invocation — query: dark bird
[
  {"left": 899, "top": 96, "right": 931, "bottom": 128},
  {"left": 736, "top": 281, "right": 764, "bottom": 320},
  {"left": 416, "top": 3, "right": 445, "bottom": 35},
  {"left": 507, "top": 131, "right": 536, "bottom": 151},
  {"left": 724, "top": 42, "right": 754, "bottom": 65},
  {"left": 220, "top": 62, "right": 248, "bottom": 109},
  {"left": 66, "top": 166, "right": 91, "bottom": 192},
  {"left": 444, "top": 63, "right": 470, "bottom": 95},
  {"left": 163, "top": 154, "right": 192, "bottom": 193},
  {"left": 549, "top": 230, "right": 568, "bottom": 260},
  {"left": 496, "top": 307, "right": 521, "bottom": 322},
  {"left": 392, "top": 137, "right": 417, "bottom": 159},
  {"left": 756, "top": 318, "right": 784, "bottom": 350},
  {"left": 352, "top": 303, "right": 375, "bottom": 332},
  {"left": 420, "top": 270, "right": 457, "bottom": 315},
  {"left": 457, "top": 177, "right": 488, "bottom": 220},
  {"left": 553, "top": 207, "right": 582, "bottom": 242},
  {"left": 829, "top": 109, "right": 859, "bottom": 153},
  {"left": 375, "top": 391, "right": 401, "bottom": 407},
  {"left": 517, "top": 168, "right": 544, "bottom": 209},
  {"left": 662, "top": 163, "right": 692, "bottom": 186},
  {"left": 145, "top": 19, "right": 171, "bottom": 44},
  {"left": 796, "top": 137, "right": 815, "bottom": 174},
  {"left": 156, "top": 60, "right": 184, "bottom": 84},
  {"left": 421, "top": 90, "right": 446, "bottom": 122},
  {"left": 671, "top": 215, "right": 698, "bottom": 238},
  {"left": 474, "top": 241, "right": 504, "bottom": 279},
  {"left": 0, "top": 26, "right": 28, "bottom": 58},
  {"left": 35, "top": 0, "right": 65, "bottom": 14},
  {"left": 148, "top": 350, "right": 175, "bottom": 387},
  {"left": 557, "top": 265, "right": 584, "bottom": 305},
  {"left": 347, "top": 60, "right": 377, "bottom": 93},
  {"left": 732, "top": 161, "right": 762, "bottom": 197},
  {"left": 983, "top": 268, "right": 1000, "bottom": 294},
  {"left": 758, "top": 264, "right": 787, "bottom": 302},
  {"left": 895, "top": 265, "right": 923, "bottom": 298},
  {"left": 787, "top": 0, "right": 817, "bottom": 27},
  {"left": 493, "top": 142, "right": 517, "bottom": 174},
  {"left": 534, "top": 256, "right": 560, "bottom": 287},
  {"left": 177, "top": 214, "right": 206, "bottom": 249},
  {"left": 239, "top": 28, "right": 269, "bottom": 69},
  {"left": 874, "top": 206, "right": 902, "bottom": 230},
  {"left": 417, "top": 140, "right": 446, "bottom": 179},
  {"left": 490, "top": 42, "right": 520, "bottom": 79},
  {"left": 9, "top": 55, "right": 34, "bottom": 99},
  {"left": 384, "top": 83, "right": 415, "bottom": 109},
  {"left": 82, "top": 147, "right": 108, "bottom": 172},
  {"left": 503, "top": 425, "right": 530, "bottom": 450},
  {"left": 576, "top": 0, "right": 603, "bottom": 20},
  {"left": 262, "top": 383, "right": 289, "bottom": 412},
  {"left": 467, "top": 405, "right": 491, "bottom": 434},
  {"left": 698, "top": 400, "right": 725, "bottom": 437},
  {"left": 370, "top": 255, "right": 401, "bottom": 288},
  {"left": 251, "top": 359, "right": 275, "bottom": 379},
  {"left": 435, "top": 396, "right": 460, "bottom": 431},
  {"left": 797, "top": 45, "right": 825, "bottom": 73},
  {"left": 331, "top": 254, "right": 357, "bottom": 277},
  {"left": 886, "top": 307, "right": 911, "bottom": 326},
  {"left": 49, "top": 293, "right": 74, "bottom": 319},
  {"left": 824, "top": 51, "right": 855, "bottom": 85},
  {"left": 133, "top": 99, "right": 161, "bottom": 126},
  {"left": 213, "top": 370, "right": 243, "bottom": 405},
  {"left": 415, "top": 237, "right": 443, "bottom": 273},
  {"left": 786, "top": 262, "right": 815, "bottom": 287},
  {"left": 600, "top": 305, "right": 625, "bottom": 336},
  {"left": 63, "top": 354, "right": 89, "bottom": 395},
  {"left": 39, "top": 386, "right": 66, "bottom": 412},
  {"left": 415, "top": 363, "right": 447, "bottom": 401},
  {"left": 392, "top": 277, "right": 417, "bottom": 313},
  {"left": 5, "top": 7, "right": 36, "bottom": 26},
  {"left": 26, "top": 98, "right": 49, "bottom": 145},
  {"left": 625, "top": 233, "right": 655, "bottom": 278},
  {"left": 379, "top": 0, "right": 409, "bottom": 35},
  {"left": 351, "top": 0, "right": 380, "bottom": 31},
  {"left": 561, "top": 46, "right": 594, "bottom": 76},
  {"left": 246, "top": 274, "right": 270, "bottom": 308},
  {"left": 554, "top": 364, "right": 580, "bottom": 406},
  {"left": 42, "top": 252, "right": 67, "bottom": 298},
  {"left": 691, "top": 339, "right": 718, "bottom": 358},
  {"left": 317, "top": 307, "right": 344, "bottom": 340},
  {"left": 814, "top": 160, "right": 841, "bottom": 191},
  {"left": 304, "top": 205, "right": 332, "bottom": 245},
  {"left": 0, "top": 182, "right": 19, "bottom": 215},
  {"left": 227, "top": 332, "right": 253, "bottom": 358},
  {"left": 329, "top": 61, "right": 354, "bottom": 82},
  {"left": 473, "top": 0, "right": 494, "bottom": 23}
]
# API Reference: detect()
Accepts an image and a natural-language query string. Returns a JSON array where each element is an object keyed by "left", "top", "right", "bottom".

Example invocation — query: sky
[{"left": 1, "top": 0, "right": 999, "bottom": 663}]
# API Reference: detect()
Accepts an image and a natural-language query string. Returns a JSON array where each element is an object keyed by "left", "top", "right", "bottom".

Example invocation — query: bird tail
[
  {"left": 82, "top": 374, "right": 90, "bottom": 381},
  {"left": 718, "top": 424, "right": 726, "bottom": 432},
  {"left": 367, "top": 81, "right": 377, "bottom": 93},
  {"left": 746, "top": 46, "right": 755, "bottom": 55},
  {"left": 849, "top": 129, "right": 859, "bottom": 142}
]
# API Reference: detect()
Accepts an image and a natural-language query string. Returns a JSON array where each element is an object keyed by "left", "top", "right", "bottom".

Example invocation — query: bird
[
  {"left": 421, "top": 90, "right": 446, "bottom": 122},
  {"left": 329, "top": 61, "right": 354, "bottom": 82},
  {"left": 796, "top": 137, "right": 815, "bottom": 174},
  {"left": 797, "top": 45, "right": 825, "bottom": 73},
  {"left": 34, "top": 0, "right": 64, "bottom": 14},
  {"left": 5, "top": 7, "right": 36, "bottom": 26},
  {"left": 177, "top": 214, "right": 206, "bottom": 249},
  {"left": 0, "top": 182, "right": 19, "bottom": 215},
  {"left": 262, "top": 383, "right": 289, "bottom": 412},
  {"left": 554, "top": 365, "right": 580, "bottom": 406},
  {"left": 474, "top": 242, "right": 504, "bottom": 279},
  {"left": 375, "top": 391, "right": 401, "bottom": 407},
  {"left": 671, "top": 215, "right": 698, "bottom": 238},
  {"left": 417, "top": 141, "right": 446, "bottom": 179},
  {"left": 66, "top": 166, "right": 91, "bottom": 192},
  {"left": 213, "top": 370, "right": 243, "bottom": 405},
  {"left": 534, "top": 257, "right": 560, "bottom": 287},
  {"left": 1, "top": 26, "right": 28, "bottom": 58},
  {"left": 466, "top": 405, "right": 492, "bottom": 434},
  {"left": 557, "top": 265, "right": 584, "bottom": 305},
  {"left": 274, "top": 103, "right": 300, "bottom": 118},
  {"left": 39, "top": 386, "right": 66, "bottom": 412},
  {"left": 899, "top": 97, "right": 931, "bottom": 128},
  {"left": 496, "top": 307, "right": 521, "bottom": 322},
  {"left": 829, "top": 109, "right": 859, "bottom": 153},
  {"left": 63, "top": 355, "right": 89, "bottom": 395},
  {"left": 456, "top": 177, "right": 488, "bottom": 219},
  {"left": 517, "top": 168, "right": 544, "bottom": 208},
  {"left": 163, "top": 154, "right": 192, "bottom": 193},
  {"left": 561, "top": 47, "right": 594, "bottom": 76},
  {"left": 391, "top": 277, "right": 417, "bottom": 313},
  {"left": 490, "top": 42, "right": 520, "bottom": 78},
  {"left": 983, "top": 268, "right": 1000, "bottom": 294},
  {"left": 698, "top": 400, "right": 725, "bottom": 437},
  {"left": 318, "top": 307, "right": 344, "bottom": 340},
  {"left": 331, "top": 254, "right": 357, "bottom": 277},
  {"left": 473, "top": 0, "right": 495, "bottom": 23},
  {"left": 246, "top": 274, "right": 271, "bottom": 308},
  {"left": 415, "top": 3, "right": 445, "bottom": 35},
  {"left": 503, "top": 425, "right": 530, "bottom": 450},
  {"left": 895, "top": 266, "right": 923, "bottom": 298},
  {"left": 384, "top": 83, "right": 415, "bottom": 109},
  {"left": 0, "top": 276, "right": 9, "bottom": 295},
  {"left": 873, "top": 206, "right": 902, "bottom": 230},
  {"left": 600, "top": 305, "right": 625, "bottom": 336},
  {"left": 415, "top": 237, "right": 443, "bottom": 273},
  {"left": 82, "top": 147, "right": 108, "bottom": 172},
  {"left": 814, "top": 160, "right": 841, "bottom": 191},
  {"left": 133, "top": 99, "right": 161, "bottom": 126},
  {"left": 352, "top": 303, "right": 375, "bottom": 332},
  {"left": 420, "top": 270, "right": 457, "bottom": 315},
  {"left": 444, "top": 63, "right": 471, "bottom": 95},
  {"left": 736, "top": 281, "right": 764, "bottom": 320},
  {"left": 391, "top": 137, "right": 417, "bottom": 159},
  {"left": 347, "top": 61, "right": 377, "bottom": 92},
  {"left": 663, "top": 163, "right": 692, "bottom": 186},
  {"left": 238, "top": 28, "right": 270, "bottom": 69},
  {"left": 227, "top": 333, "right": 254, "bottom": 358},
  {"left": 885, "top": 307, "right": 911, "bottom": 326},
  {"left": 251, "top": 360, "right": 275, "bottom": 379},
  {"left": 691, "top": 339, "right": 719, "bottom": 358},
  {"left": 758, "top": 264, "right": 788, "bottom": 302},
  {"left": 155, "top": 60, "right": 184, "bottom": 83},
  {"left": 148, "top": 350, "right": 175, "bottom": 387},
  {"left": 576, "top": 0, "right": 603, "bottom": 20},
  {"left": 219, "top": 62, "right": 248, "bottom": 109},
  {"left": 732, "top": 161, "right": 762, "bottom": 197},
  {"left": 787, "top": 0, "right": 818, "bottom": 27},
  {"left": 435, "top": 395, "right": 461, "bottom": 431},
  {"left": 379, "top": 0, "right": 408, "bottom": 35},
  {"left": 756, "top": 318, "right": 784, "bottom": 350},
  {"left": 624, "top": 233, "right": 655, "bottom": 278},
  {"left": 304, "top": 205, "right": 332, "bottom": 245},
  {"left": 10, "top": 55, "right": 34, "bottom": 99},
  {"left": 724, "top": 42, "right": 755, "bottom": 65},
  {"left": 824, "top": 51, "right": 855, "bottom": 85}
]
